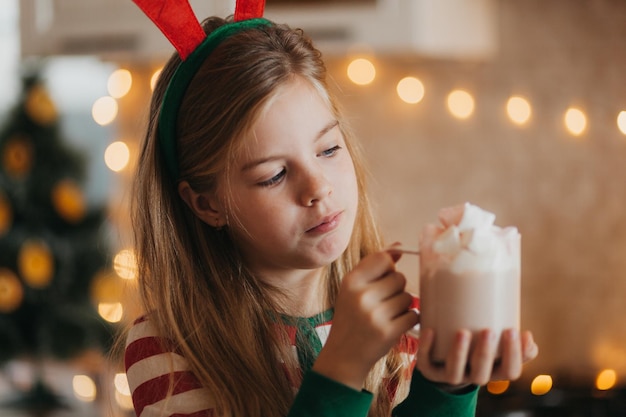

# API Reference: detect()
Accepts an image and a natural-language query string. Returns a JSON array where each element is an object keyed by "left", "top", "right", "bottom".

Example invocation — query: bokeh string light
[
  {"left": 107, "top": 69, "right": 132, "bottom": 99},
  {"left": 113, "top": 248, "right": 138, "bottom": 280},
  {"left": 506, "top": 95, "right": 532, "bottom": 126},
  {"left": 396, "top": 76, "right": 425, "bottom": 104},
  {"left": 92, "top": 96, "right": 118, "bottom": 126},
  {"left": 564, "top": 107, "right": 587, "bottom": 137},
  {"left": 447, "top": 89, "right": 475, "bottom": 120},
  {"left": 114, "top": 373, "right": 134, "bottom": 410},
  {"left": 618, "top": 111, "right": 626, "bottom": 135},
  {"left": 596, "top": 369, "right": 618, "bottom": 391},
  {"left": 104, "top": 141, "right": 131, "bottom": 172},
  {"left": 347, "top": 58, "right": 376, "bottom": 86},
  {"left": 73, "top": 374, "right": 97, "bottom": 402},
  {"left": 97, "top": 64, "right": 625, "bottom": 181},
  {"left": 531, "top": 374, "right": 553, "bottom": 396},
  {"left": 98, "top": 301, "right": 124, "bottom": 323},
  {"left": 486, "top": 380, "right": 510, "bottom": 395},
  {"left": 150, "top": 67, "right": 163, "bottom": 91}
]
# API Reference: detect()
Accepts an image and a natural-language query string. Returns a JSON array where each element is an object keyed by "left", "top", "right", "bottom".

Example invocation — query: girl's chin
[{"left": 304, "top": 241, "right": 350, "bottom": 266}]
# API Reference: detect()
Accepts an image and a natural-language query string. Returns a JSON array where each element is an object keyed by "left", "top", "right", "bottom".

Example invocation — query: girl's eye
[
  {"left": 320, "top": 145, "right": 342, "bottom": 157},
  {"left": 258, "top": 169, "right": 286, "bottom": 187}
]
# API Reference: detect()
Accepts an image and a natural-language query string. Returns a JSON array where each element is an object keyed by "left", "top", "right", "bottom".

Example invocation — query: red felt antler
[
  {"left": 132, "top": 0, "right": 206, "bottom": 60},
  {"left": 234, "top": 0, "right": 266, "bottom": 21}
]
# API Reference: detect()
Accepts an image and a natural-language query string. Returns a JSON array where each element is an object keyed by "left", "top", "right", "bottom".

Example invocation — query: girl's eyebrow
[
  {"left": 316, "top": 119, "right": 339, "bottom": 142},
  {"left": 241, "top": 119, "right": 339, "bottom": 171}
]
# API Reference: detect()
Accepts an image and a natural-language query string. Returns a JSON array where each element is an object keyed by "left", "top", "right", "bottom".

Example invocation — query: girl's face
[{"left": 222, "top": 77, "right": 359, "bottom": 280}]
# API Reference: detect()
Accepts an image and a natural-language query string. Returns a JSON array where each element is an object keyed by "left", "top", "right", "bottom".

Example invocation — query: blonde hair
[{"left": 131, "top": 16, "right": 411, "bottom": 417}]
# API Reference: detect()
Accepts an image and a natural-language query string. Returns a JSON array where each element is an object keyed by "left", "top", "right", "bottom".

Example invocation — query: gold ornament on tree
[
  {"left": 0, "top": 268, "right": 24, "bottom": 313},
  {"left": 0, "top": 191, "right": 12, "bottom": 236},
  {"left": 25, "top": 84, "right": 58, "bottom": 126},
  {"left": 18, "top": 239, "right": 55, "bottom": 289},
  {"left": 51, "top": 179, "right": 86, "bottom": 223},
  {"left": 2, "top": 135, "right": 34, "bottom": 178}
]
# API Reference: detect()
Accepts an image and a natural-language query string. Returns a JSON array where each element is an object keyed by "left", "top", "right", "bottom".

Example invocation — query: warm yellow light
[
  {"left": 596, "top": 369, "right": 617, "bottom": 391},
  {"left": 564, "top": 107, "right": 587, "bottom": 136},
  {"left": 114, "top": 249, "right": 138, "bottom": 280},
  {"left": 150, "top": 67, "right": 163, "bottom": 91},
  {"left": 531, "top": 374, "right": 553, "bottom": 395},
  {"left": 104, "top": 141, "right": 130, "bottom": 172},
  {"left": 506, "top": 96, "right": 532, "bottom": 125},
  {"left": 396, "top": 77, "right": 425, "bottom": 104},
  {"left": 73, "top": 374, "right": 97, "bottom": 402},
  {"left": 114, "top": 373, "right": 131, "bottom": 395},
  {"left": 617, "top": 111, "right": 626, "bottom": 135},
  {"left": 108, "top": 69, "right": 133, "bottom": 99},
  {"left": 92, "top": 96, "right": 118, "bottom": 126},
  {"left": 0, "top": 268, "right": 24, "bottom": 313},
  {"left": 347, "top": 58, "right": 376, "bottom": 86},
  {"left": 98, "top": 302, "right": 124, "bottom": 323},
  {"left": 447, "top": 89, "right": 475, "bottom": 119},
  {"left": 18, "top": 240, "right": 54, "bottom": 288},
  {"left": 113, "top": 372, "right": 134, "bottom": 409},
  {"left": 486, "top": 380, "right": 510, "bottom": 395}
]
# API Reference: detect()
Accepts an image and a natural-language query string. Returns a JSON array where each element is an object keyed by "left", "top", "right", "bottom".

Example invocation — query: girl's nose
[{"left": 299, "top": 169, "right": 332, "bottom": 206}]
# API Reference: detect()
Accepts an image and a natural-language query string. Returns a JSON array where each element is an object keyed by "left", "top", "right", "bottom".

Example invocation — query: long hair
[{"left": 131, "top": 16, "right": 411, "bottom": 417}]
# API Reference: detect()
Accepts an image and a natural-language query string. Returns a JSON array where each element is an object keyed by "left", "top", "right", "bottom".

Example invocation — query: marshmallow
[
  {"left": 432, "top": 225, "right": 462, "bottom": 256},
  {"left": 421, "top": 202, "right": 519, "bottom": 274},
  {"left": 456, "top": 202, "right": 496, "bottom": 231}
]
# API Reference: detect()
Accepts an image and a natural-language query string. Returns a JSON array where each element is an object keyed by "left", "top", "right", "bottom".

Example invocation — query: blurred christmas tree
[{"left": 0, "top": 69, "right": 116, "bottom": 410}]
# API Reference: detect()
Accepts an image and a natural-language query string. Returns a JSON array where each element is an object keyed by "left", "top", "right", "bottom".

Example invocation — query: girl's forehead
[
  {"left": 245, "top": 80, "right": 333, "bottom": 144},
  {"left": 257, "top": 76, "right": 332, "bottom": 120}
]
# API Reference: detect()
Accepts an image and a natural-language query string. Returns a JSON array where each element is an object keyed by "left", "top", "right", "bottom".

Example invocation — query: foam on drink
[{"left": 419, "top": 202, "right": 520, "bottom": 362}]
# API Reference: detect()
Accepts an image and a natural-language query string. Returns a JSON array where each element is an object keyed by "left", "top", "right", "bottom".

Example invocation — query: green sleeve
[
  {"left": 393, "top": 370, "right": 479, "bottom": 417},
  {"left": 287, "top": 370, "right": 373, "bottom": 417}
]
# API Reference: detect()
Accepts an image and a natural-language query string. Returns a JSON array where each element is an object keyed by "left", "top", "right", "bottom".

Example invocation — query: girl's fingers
[
  {"left": 417, "top": 328, "right": 538, "bottom": 387},
  {"left": 366, "top": 289, "right": 415, "bottom": 334},
  {"left": 444, "top": 330, "right": 472, "bottom": 385},
  {"left": 417, "top": 328, "right": 473, "bottom": 385},
  {"left": 346, "top": 251, "right": 397, "bottom": 288},
  {"left": 521, "top": 330, "right": 539, "bottom": 363},
  {"left": 390, "top": 308, "right": 420, "bottom": 337},
  {"left": 468, "top": 329, "right": 499, "bottom": 385},
  {"left": 494, "top": 329, "right": 522, "bottom": 381},
  {"left": 384, "top": 243, "right": 404, "bottom": 263},
  {"left": 375, "top": 271, "right": 408, "bottom": 300},
  {"left": 355, "top": 270, "right": 409, "bottom": 320}
]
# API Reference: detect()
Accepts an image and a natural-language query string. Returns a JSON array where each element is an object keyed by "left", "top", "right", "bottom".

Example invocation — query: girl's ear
[{"left": 177, "top": 181, "right": 225, "bottom": 228}]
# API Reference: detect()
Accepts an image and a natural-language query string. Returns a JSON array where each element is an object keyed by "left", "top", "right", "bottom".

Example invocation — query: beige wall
[{"left": 323, "top": 0, "right": 626, "bottom": 383}]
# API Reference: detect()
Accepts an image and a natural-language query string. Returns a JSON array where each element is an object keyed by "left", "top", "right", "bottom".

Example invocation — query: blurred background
[{"left": 0, "top": 0, "right": 625, "bottom": 416}]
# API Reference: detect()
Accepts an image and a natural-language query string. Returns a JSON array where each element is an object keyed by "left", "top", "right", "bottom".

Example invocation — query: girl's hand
[
  {"left": 416, "top": 327, "right": 539, "bottom": 388},
  {"left": 313, "top": 250, "right": 419, "bottom": 390}
]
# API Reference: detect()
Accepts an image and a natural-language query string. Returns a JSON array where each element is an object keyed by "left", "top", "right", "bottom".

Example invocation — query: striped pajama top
[{"left": 123, "top": 298, "right": 478, "bottom": 417}]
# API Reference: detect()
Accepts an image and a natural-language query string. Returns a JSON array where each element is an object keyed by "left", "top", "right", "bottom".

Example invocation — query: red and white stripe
[{"left": 125, "top": 317, "right": 216, "bottom": 417}]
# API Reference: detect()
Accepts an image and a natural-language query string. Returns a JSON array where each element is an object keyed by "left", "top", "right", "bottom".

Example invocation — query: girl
[{"left": 124, "top": 3, "right": 538, "bottom": 417}]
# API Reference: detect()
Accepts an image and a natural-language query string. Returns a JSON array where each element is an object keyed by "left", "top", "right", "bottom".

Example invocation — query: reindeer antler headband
[{"left": 132, "top": 0, "right": 270, "bottom": 178}]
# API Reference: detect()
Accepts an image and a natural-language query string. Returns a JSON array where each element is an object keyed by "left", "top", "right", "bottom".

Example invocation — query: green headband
[{"left": 158, "top": 18, "right": 272, "bottom": 179}]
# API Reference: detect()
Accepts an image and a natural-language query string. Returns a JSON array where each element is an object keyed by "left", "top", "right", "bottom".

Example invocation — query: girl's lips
[{"left": 306, "top": 211, "right": 342, "bottom": 234}]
